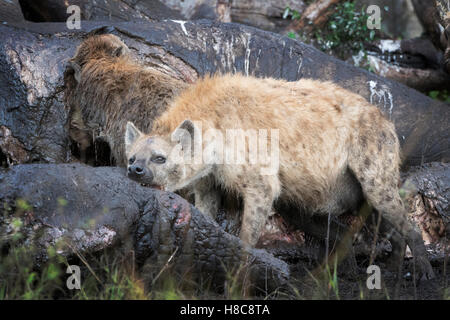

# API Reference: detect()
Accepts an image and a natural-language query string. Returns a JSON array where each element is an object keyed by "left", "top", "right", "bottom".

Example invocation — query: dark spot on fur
[
  {"left": 370, "top": 178, "right": 375, "bottom": 187},
  {"left": 389, "top": 132, "right": 396, "bottom": 141},
  {"left": 385, "top": 195, "right": 393, "bottom": 202},
  {"left": 361, "top": 135, "right": 368, "bottom": 148},
  {"left": 333, "top": 104, "right": 342, "bottom": 113},
  {"left": 358, "top": 117, "right": 365, "bottom": 128},
  {"left": 349, "top": 133, "right": 354, "bottom": 140},
  {"left": 364, "top": 157, "right": 371, "bottom": 167}
]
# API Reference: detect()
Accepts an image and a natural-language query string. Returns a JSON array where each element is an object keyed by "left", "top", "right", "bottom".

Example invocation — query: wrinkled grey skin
[{"left": 0, "top": 163, "right": 289, "bottom": 294}]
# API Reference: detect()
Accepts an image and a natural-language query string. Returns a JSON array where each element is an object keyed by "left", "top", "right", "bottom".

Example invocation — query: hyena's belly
[
  {"left": 279, "top": 167, "right": 364, "bottom": 218},
  {"left": 316, "top": 168, "right": 364, "bottom": 217}
]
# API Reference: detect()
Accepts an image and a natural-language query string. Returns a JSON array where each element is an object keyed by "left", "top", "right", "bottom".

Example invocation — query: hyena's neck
[{"left": 172, "top": 164, "right": 215, "bottom": 192}]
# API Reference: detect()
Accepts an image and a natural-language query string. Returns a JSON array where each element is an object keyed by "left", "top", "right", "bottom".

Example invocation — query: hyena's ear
[
  {"left": 125, "top": 122, "right": 143, "bottom": 154},
  {"left": 171, "top": 119, "right": 200, "bottom": 154},
  {"left": 67, "top": 60, "right": 82, "bottom": 83},
  {"left": 113, "top": 45, "right": 125, "bottom": 57}
]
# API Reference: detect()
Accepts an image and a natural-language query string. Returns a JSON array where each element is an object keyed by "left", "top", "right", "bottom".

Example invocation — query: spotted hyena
[
  {"left": 125, "top": 74, "right": 434, "bottom": 279},
  {"left": 64, "top": 34, "right": 189, "bottom": 165}
]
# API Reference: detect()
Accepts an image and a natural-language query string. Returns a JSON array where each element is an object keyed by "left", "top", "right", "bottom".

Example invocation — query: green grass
[{"left": 1, "top": 199, "right": 448, "bottom": 300}]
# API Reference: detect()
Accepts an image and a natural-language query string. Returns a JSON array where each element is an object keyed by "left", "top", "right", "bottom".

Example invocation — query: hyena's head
[
  {"left": 124, "top": 120, "right": 205, "bottom": 191},
  {"left": 67, "top": 34, "right": 130, "bottom": 83}
]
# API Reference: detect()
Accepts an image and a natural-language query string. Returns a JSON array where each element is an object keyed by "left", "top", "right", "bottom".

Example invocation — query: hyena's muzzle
[{"left": 127, "top": 159, "right": 154, "bottom": 186}]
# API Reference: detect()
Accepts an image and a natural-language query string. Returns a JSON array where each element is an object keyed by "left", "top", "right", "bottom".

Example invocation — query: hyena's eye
[
  {"left": 129, "top": 156, "right": 136, "bottom": 165},
  {"left": 151, "top": 155, "right": 166, "bottom": 164}
]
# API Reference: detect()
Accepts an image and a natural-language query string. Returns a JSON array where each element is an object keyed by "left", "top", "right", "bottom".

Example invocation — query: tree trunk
[
  {"left": 286, "top": 0, "right": 343, "bottom": 34},
  {"left": 364, "top": 38, "right": 450, "bottom": 92},
  {"left": 231, "top": 0, "right": 306, "bottom": 32},
  {"left": 412, "top": 0, "right": 450, "bottom": 73}
]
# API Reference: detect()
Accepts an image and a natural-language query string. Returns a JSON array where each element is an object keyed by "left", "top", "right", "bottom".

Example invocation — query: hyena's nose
[{"left": 128, "top": 164, "right": 145, "bottom": 179}]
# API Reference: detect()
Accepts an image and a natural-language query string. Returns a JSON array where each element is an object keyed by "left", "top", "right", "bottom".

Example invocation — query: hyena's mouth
[{"left": 140, "top": 183, "right": 165, "bottom": 191}]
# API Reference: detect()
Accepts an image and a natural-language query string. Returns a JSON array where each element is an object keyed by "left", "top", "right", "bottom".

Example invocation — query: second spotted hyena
[{"left": 125, "top": 74, "right": 434, "bottom": 279}]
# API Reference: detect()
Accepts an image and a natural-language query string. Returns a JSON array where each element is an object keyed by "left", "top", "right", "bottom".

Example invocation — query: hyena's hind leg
[
  {"left": 349, "top": 122, "right": 435, "bottom": 280},
  {"left": 376, "top": 214, "right": 406, "bottom": 271}
]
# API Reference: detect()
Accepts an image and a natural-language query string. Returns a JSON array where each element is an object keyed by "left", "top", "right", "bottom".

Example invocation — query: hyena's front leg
[
  {"left": 239, "top": 176, "right": 281, "bottom": 246},
  {"left": 194, "top": 177, "right": 221, "bottom": 220},
  {"left": 68, "top": 107, "right": 92, "bottom": 163}
]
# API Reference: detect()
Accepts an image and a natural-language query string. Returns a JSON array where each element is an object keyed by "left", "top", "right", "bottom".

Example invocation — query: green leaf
[
  {"left": 46, "top": 263, "right": 60, "bottom": 280},
  {"left": 428, "top": 91, "right": 439, "bottom": 99},
  {"left": 287, "top": 31, "right": 297, "bottom": 39},
  {"left": 27, "top": 272, "right": 36, "bottom": 285},
  {"left": 11, "top": 218, "right": 23, "bottom": 230},
  {"left": 57, "top": 197, "right": 67, "bottom": 207},
  {"left": 16, "top": 199, "right": 31, "bottom": 211}
]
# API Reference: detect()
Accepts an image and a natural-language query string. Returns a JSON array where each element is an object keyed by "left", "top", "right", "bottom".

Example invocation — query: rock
[
  {"left": 17, "top": 0, "right": 183, "bottom": 22},
  {"left": 0, "top": 24, "right": 72, "bottom": 163},
  {"left": 0, "top": 0, "right": 24, "bottom": 23},
  {"left": 0, "top": 163, "right": 290, "bottom": 294}
]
